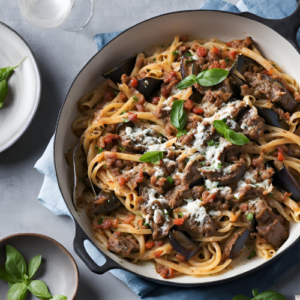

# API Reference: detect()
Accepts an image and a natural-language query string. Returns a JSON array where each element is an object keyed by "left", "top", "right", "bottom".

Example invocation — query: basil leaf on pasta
[
  {"left": 170, "top": 100, "right": 187, "bottom": 130},
  {"left": 176, "top": 74, "right": 196, "bottom": 90},
  {"left": 213, "top": 120, "right": 229, "bottom": 136},
  {"left": 139, "top": 151, "right": 164, "bottom": 164},
  {"left": 196, "top": 68, "right": 229, "bottom": 87}
]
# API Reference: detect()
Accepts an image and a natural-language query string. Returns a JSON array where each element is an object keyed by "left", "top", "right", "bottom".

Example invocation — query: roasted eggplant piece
[
  {"left": 169, "top": 229, "right": 198, "bottom": 261},
  {"left": 229, "top": 229, "right": 250, "bottom": 259},
  {"left": 228, "top": 70, "right": 247, "bottom": 96},
  {"left": 189, "top": 177, "right": 204, "bottom": 189},
  {"left": 116, "top": 121, "right": 134, "bottom": 135},
  {"left": 233, "top": 54, "right": 258, "bottom": 75},
  {"left": 267, "top": 161, "right": 300, "bottom": 202},
  {"left": 102, "top": 57, "right": 136, "bottom": 84},
  {"left": 87, "top": 190, "right": 121, "bottom": 217},
  {"left": 137, "top": 77, "right": 162, "bottom": 97},
  {"left": 257, "top": 107, "right": 289, "bottom": 130}
]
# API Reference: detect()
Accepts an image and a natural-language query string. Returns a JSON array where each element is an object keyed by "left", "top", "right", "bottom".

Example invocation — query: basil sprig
[
  {"left": 177, "top": 68, "right": 229, "bottom": 90},
  {"left": 233, "top": 288, "right": 287, "bottom": 300},
  {"left": 139, "top": 151, "right": 164, "bottom": 164},
  {"left": 170, "top": 100, "right": 187, "bottom": 131},
  {"left": 213, "top": 120, "right": 249, "bottom": 146},
  {"left": 0, "top": 245, "right": 67, "bottom": 300},
  {"left": 0, "top": 57, "right": 27, "bottom": 109}
]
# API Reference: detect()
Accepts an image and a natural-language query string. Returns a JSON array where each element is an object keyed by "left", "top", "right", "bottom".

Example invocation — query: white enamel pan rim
[{"left": 54, "top": 9, "right": 300, "bottom": 286}]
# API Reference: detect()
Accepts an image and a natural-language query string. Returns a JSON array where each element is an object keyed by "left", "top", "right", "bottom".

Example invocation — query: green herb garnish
[
  {"left": 246, "top": 213, "right": 253, "bottom": 221},
  {"left": 98, "top": 216, "right": 104, "bottom": 224},
  {"left": 139, "top": 151, "right": 164, "bottom": 164},
  {"left": 247, "top": 250, "right": 256, "bottom": 260},
  {"left": 97, "top": 148, "right": 103, "bottom": 154},
  {"left": 176, "top": 129, "right": 188, "bottom": 138},
  {"left": 172, "top": 50, "right": 179, "bottom": 55},
  {"left": 167, "top": 176, "right": 174, "bottom": 184},
  {"left": 225, "top": 58, "right": 229, "bottom": 62},
  {"left": 178, "top": 212, "right": 183, "bottom": 218},
  {"left": 133, "top": 95, "right": 138, "bottom": 102},
  {"left": 207, "top": 140, "right": 215, "bottom": 146},
  {"left": 170, "top": 100, "right": 187, "bottom": 132}
]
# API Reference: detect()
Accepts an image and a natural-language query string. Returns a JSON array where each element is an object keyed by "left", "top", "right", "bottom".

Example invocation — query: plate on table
[{"left": 0, "top": 21, "right": 41, "bottom": 152}]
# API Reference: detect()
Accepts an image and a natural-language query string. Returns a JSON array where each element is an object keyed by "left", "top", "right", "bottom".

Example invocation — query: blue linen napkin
[{"left": 35, "top": 0, "right": 300, "bottom": 299}]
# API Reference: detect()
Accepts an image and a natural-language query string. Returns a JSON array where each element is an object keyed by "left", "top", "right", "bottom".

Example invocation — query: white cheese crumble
[{"left": 183, "top": 199, "right": 207, "bottom": 224}]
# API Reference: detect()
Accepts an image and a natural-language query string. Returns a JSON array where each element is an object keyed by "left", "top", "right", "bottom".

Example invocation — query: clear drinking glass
[{"left": 19, "top": 0, "right": 94, "bottom": 31}]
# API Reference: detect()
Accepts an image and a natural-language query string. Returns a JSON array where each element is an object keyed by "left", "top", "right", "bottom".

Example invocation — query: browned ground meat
[
  {"left": 244, "top": 72, "right": 288, "bottom": 103},
  {"left": 251, "top": 153, "right": 275, "bottom": 180},
  {"left": 160, "top": 71, "right": 180, "bottom": 98},
  {"left": 272, "top": 106, "right": 290, "bottom": 122},
  {"left": 155, "top": 103, "right": 171, "bottom": 120},
  {"left": 182, "top": 160, "right": 202, "bottom": 185},
  {"left": 179, "top": 215, "right": 216, "bottom": 236},
  {"left": 226, "top": 37, "right": 253, "bottom": 48},
  {"left": 201, "top": 90, "right": 232, "bottom": 117},
  {"left": 237, "top": 108, "right": 265, "bottom": 141},
  {"left": 240, "top": 84, "right": 254, "bottom": 97},
  {"left": 236, "top": 184, "right": 264, "bottom": 200},
  {"left": 156, "top": 263, "right": 174, "bottom": 279},
  {"left": 107, "top": 231, "right": 139, "bottom": 255},
  {"left": 255, "top": 200, "right": 288, "bottom": 248},
  {"left": 164, "top": 184, "right": 192, "bottom": 208}
]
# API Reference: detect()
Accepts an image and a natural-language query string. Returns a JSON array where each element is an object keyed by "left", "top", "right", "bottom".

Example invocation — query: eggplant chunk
[
  {"left": 169, "top": 229, "right": 198, "bottom": 261},
  {"left": 257, "top": 107, "right": 289, "bottom": 130},
  {"left": 234, "top": 54, "right": 258, "bottom": 75},
  {"left": 137, "top": 77, "right": 162, "bottom": 97},
  {"left": 180, "top": 56, "right": 194, "bottom": 79},
  {"left": 267, "top": 161, "right": 300, "bottom": 202},
  {"left": 102, "top": 57, "right": 136, "bottom": 84},
  {"left": 116, "top": 121, "right": 134, "bottom": 135},
  {"left": 87, "top": 191, "right": 121, "bottom": 217}
]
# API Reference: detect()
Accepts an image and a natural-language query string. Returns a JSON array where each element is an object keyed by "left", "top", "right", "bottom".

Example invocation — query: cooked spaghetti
[{"left": 69, "top": 35, "right": 300, "bottom": 279}]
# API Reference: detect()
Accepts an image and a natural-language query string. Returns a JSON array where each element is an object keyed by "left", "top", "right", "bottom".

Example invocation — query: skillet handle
[
  {"left": 238, "top": 1, "right": 300, "bottom": 52},
  {"left": 73, "top": 220, "right": 123, "bottom": 274}
]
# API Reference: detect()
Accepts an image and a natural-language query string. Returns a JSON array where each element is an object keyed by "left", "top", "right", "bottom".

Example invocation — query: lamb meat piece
[
  {"left": 179, "top": 215, "right": 216, "bottom": 236},
  {"left": 236, "top": 184, "right": 264, "bottom": 200},
  {"left": 237, "top": 108, "right": 265, "bottom": 141},
  {"left": 150, "top": 218, "right": 174, "bottom": 240},
  {"left": 107, "top": 231, "right": 139, "bottom": 255},
  {"left": 155, "top": 103, "right": 172, "bottom": 120},
  {"left": 255, "top": 200, "right": 288, "bottom": 248},
  {"left": 164, "top": 184, "right": 193, "bottom": 209},
  {"left": 226, "top": 37, "right": 253, "bottom": 49},
  {"left": 201, "top": 90, "right": 232, "bottom": 117},
  {"left": 182, "top": 160, "right": 202, "bottom": 185}
]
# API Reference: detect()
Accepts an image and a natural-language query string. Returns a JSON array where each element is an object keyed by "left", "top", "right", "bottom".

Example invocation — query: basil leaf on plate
[
  {"left": 7, "top": 283, "right": 28, "bottom": 300},
  {"left": 51, "top": 296, "right": 68, "bottom": 300},
  {"left": 224, "top": 129, "right": 250, "bottom": 146},
  {"left": 176, "top": 74, "right": 196, "bottom": 90},
  {"left": 0, "top": 57, "right": 27, "bottom": 82},
  {"left": 0, "top": 80, "right": 8, "bottom": 109},
  {"left": 5, "top": 246, "right": 27, "bottom": 279},
  {"left": 213, "top": 120, "right": 249, "bottom": 146},
  {"left": 232, "top": 296, "right": 251, "bottom": 300},
  {"left": 196, "top": 68, "right": 229, "bottom": 86},
  {"left": 254, "top": 290, "right": 287, "bottom": 300},
  {"left": 0, "top": 266, "right": 21, "bottom": 283},
  {"left": 27, "top": 280, "right": 52, "bottom": 299},
  {"left": 139, "top": 151, "right": 164, "bottom": 164},
  {"left": 28, "top": 254, "right": 42, "bottom": 280},
  {"left": 170, "top": 100, "right": 187, "bottom": 130}
]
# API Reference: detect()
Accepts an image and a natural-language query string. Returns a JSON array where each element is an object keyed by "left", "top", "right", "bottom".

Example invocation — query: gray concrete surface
[{"left": 0, "top": 0, "right": 299, "bottom": 299}]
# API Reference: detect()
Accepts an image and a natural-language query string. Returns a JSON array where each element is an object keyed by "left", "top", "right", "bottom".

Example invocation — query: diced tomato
[
  {"left": 202, "top": 191, "right": 217, "bottom": 204},
  {"left": 151, "top": 97, "right": 160, "bottom": 104},
  {"left": 101, "top": 220, "right": 112, "bottom": 230},
  {"left": 262, "top": 70, "right": 269, "bottom": 75},
  {"left": 179, "top": 35, "right": 188, "bottom": 42},
  {"left": 219, "top": 60, "right": 226, "bottom": 69},
  {"left": 145, "top": 241, "right": 155, "bottom": 249},
  {"left": 123, "top": 214, "right": 135, "bottom": 224},
  {"left": 111, "top": 219, "right": 119, "bottom": 227},
  {"left": 119, "top": 91, "right": 127, "bottom": 101},
  {"left": 155, "top": 240, "right": 164, "bottom": 247},
  {"left": 103, "top": 133, "right": 119, "bottom": 144},
  {"left": 208, "top": 61, "right": 221, "bottom": 69},
  {"left": 184, "top": 99, "right": 194, "bottom": 110},
  {"left": 173, "top": 218, "right": 185, "bottom": 225},
  {"left": 129, "top": 78, "right": 138, "bottom": 88},
  {"left": 128, "top": 112, "right": 138, "bottom": 122},
  {"left": 175, "top": 254, "right": 186, "bottom": 262},
  {"left": 226, "top": 41, "right": 233, "bottom": 47},
  {"left": 192, "top": 107, "right": 204, "bottom": 114},
  {"left": 240, "top": 203, "right": 249, "bottom": 212},
  {"left": 228, "top": 51, "right": 237, "bottom": 59},
  {"left": 135, "top": 171, "right": 144, "bottom": 184},
  {"left": 104, "top": 91, "right": 115, "bottom": 102},
  {"left": 154, "top": 250, "right": 164, "bottom": 258},
  {"left": 268, "top": 68, "right": 275, "bottom": 76},
  {"left": 169, "top": 71, "right": 177, "bottom": 76},
  {"left": 116, "top": 231, "right": 121, "bottom": 236},
  {"left": 211, "top": 46, "right": 220, "bottom": 55},
  {"left": 196, "top": 46, "right": 207, "bottom": 58},
  {"left": 135, "top": 103, "right": 145, "bottom": 112},
  {"left": 278, "top": 148, "right": 284, "bottom": 161},
  {"left": 118, "top": 176, "right": 127, "bottom": 186}
]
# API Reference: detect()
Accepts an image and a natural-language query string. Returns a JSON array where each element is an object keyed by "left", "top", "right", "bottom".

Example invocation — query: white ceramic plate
[
  {"left": 55, "top": 10, "right": 300, "bottom": 285},
  {"left": 0, "top": 22, "right": 41, "bottom": 152}
]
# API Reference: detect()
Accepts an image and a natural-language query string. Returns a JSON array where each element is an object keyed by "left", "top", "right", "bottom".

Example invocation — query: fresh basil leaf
[
  {"left": 213, "top": 120, "right": 229, "bottom": 136},
  {"left": 5, "top": 246, "right": 27, "bottom": 279},
  {"left": 176, "top": 74, "right": 196, "bottom": 90},
  {"left": 7, "top": 283, "right": 28, "bottom": 300},
  {"left": 176, "top": 129, "right": 187, "bottom": 138},
  {"left": 232, "top": 296, "right": 251, "bottom": 300},
  {"left": 254, "top": 290, "right": 287, "bottom": 300},
  {"left": 28, "top": 254, "right": 42, "bottom": 280},
  {"left": 224, "top": 129, "right": 250, "bottom": 146},
  {"left": 0, "top": 80, "right": 8, "bottom": 109},
  {"left": 8, "top": 282, "right": 14, "bottom": 288},
  {"left": 51, "top": 295, "right": 68, "bottom": 300},
  {"left": 27, "top": 280, "right": 52, "bottom": 299},
  {"left": 252, "top": 289, "right": 259, "bottom": 297},
  {"left": 0, "top": 266, "right": 21, "bottom": 283},
  {"left": 196, "top": 68, "right": 229, "bottom": 87},
  {"left": 139, "top": 151, "right": 164, "bottom": 164},
  {"left": 0, "top": 57, "right": 27, "bottom": 82},
  {"left": 170, "top": 100, "right": 187, "bottom": 130}
]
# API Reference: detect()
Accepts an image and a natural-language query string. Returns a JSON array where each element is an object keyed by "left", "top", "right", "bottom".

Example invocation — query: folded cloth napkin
[{"left": 35, "top": 0, "right": 300, "bottom": 299}]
